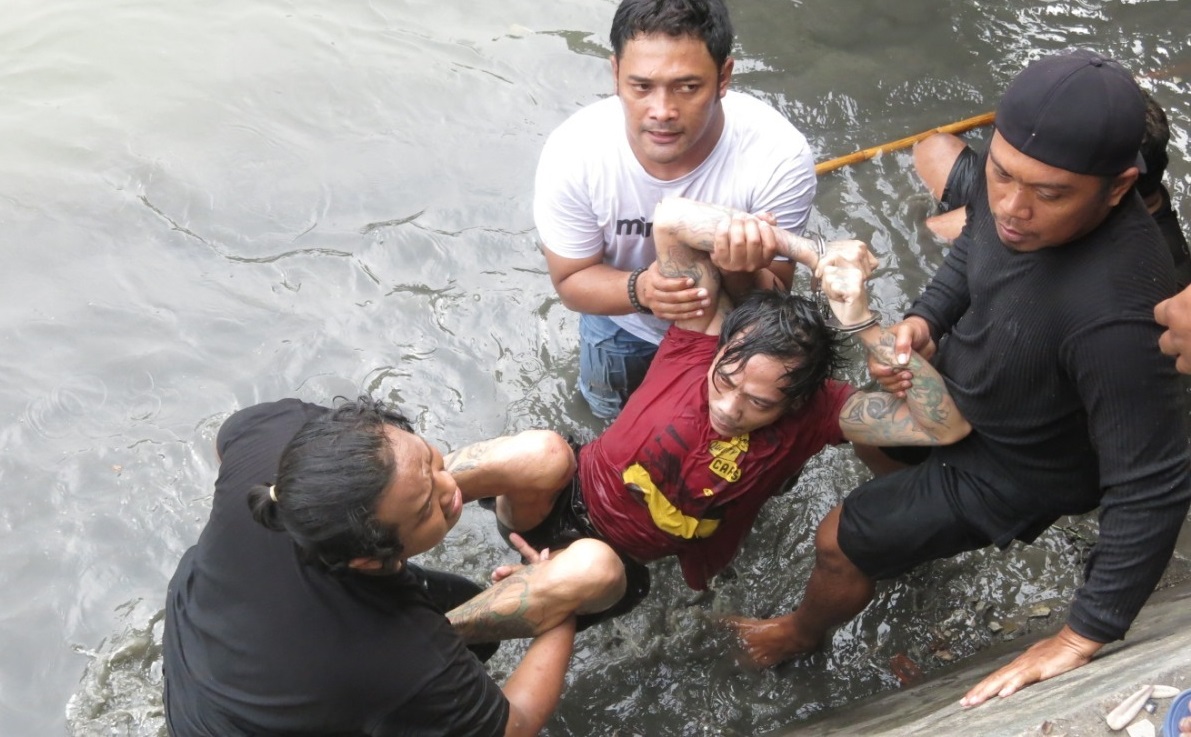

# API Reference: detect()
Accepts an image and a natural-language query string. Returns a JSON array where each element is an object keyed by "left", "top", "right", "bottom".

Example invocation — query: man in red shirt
[{"left": 465, "top": 197, "right": 969, "bottom": 630}]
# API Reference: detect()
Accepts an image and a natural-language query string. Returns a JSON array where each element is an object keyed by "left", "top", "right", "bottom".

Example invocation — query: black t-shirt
[
  {"left": 162, "top": 399, "right": 509, "bottom": 736},
  {"left": 908, "top": 154, "right": 1191, "bottom": 643}
]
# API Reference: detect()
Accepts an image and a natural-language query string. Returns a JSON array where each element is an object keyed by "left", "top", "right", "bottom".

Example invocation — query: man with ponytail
[{"left": 163, "top": 397, "right": 625, "bottom": 737}]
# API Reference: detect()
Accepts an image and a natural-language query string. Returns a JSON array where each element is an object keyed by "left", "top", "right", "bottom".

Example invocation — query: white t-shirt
[{"left": 534, "top": 90, "right": 817, "bottom": 344}]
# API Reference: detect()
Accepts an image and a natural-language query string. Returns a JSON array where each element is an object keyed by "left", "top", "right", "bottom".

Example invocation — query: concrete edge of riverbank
[{"left": 770, "top": 581, "right": 1191, "bottom": 737}]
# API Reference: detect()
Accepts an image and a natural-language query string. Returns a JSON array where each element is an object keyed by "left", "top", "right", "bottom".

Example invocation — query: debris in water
[
  {"left": 1028, "top": 604, "right": 1052, "bottom": 619},
  {"left": 888, "top": 653, "right": 924, "bottom": 687}
]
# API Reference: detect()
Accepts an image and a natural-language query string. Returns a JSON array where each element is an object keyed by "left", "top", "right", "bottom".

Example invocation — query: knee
[
  {"left": 812, "top": 507, "right": 852, "bottom": 569},
  {"left": 549, "top": 538, "right": 626, "bottom": 602},
  {"left": 515, "top": 430, "right": 576, "bottom": 489},
  {"left": 913, "top": 133, "right": 966, "bottom": 191}
]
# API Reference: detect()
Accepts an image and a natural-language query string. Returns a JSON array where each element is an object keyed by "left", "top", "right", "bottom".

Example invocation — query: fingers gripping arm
[{"left": 820, "top": 257, "right": 971, "bottom": 447}]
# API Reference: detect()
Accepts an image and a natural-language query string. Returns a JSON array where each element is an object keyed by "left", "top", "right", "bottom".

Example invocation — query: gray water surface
[{"left": 2, "top": 1, "right": 1189, "bottom": 735}]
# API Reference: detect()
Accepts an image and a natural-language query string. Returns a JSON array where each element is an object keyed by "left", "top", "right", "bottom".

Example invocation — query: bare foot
[{"left": 721, "top": 612, "right": 823, "bottom": 669}]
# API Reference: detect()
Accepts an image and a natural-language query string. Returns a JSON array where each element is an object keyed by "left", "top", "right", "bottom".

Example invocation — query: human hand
[
  {"left": 819, "top": 257, "right": 872, "bottom": 327},
  {"left": 491, "top": 532, "right": 549, "bottom": 583},
  {"left": 637, "top": 262, "right": 711, "bottom": 321},
  {"left": 709, "top": 211, "right": 780, "bottom": 273},
  {"left": 868, "top": 317, "right": 935, "bottom": 396},
  {"left": 817, "top": 239, "right": 878, "bottom": 278},
  {"left": 1155, "top": 287, "right": 1191, "bottom": 374},
  {"left": 960, "top": 626, "right": 1102, "bottom": 708}
]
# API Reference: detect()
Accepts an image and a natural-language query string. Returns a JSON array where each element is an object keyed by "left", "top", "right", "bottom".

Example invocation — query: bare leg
[
  {"left": 446, "top": 430, "right": 575, "bottom": 530},
  {"left": 449, "top": 538, "right": 626, "bottom": 642},
  {"left": 913, "top": 133, "right": 971, "bottom": 242},
  {"left": 725, "top": 504, "right": 875, "bottom": 668},
  {"left": 913, "top": 133, "right": 967, "bottom": 200}
]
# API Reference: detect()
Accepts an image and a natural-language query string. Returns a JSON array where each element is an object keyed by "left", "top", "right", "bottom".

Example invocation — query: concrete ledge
[{"left": 770, "top": 583, "right": 1191, "bottom": 737}]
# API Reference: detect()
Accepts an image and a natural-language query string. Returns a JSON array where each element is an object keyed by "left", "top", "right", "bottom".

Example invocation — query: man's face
[
  {"left": 372, "top": 427, "right": 463, "bottom": 561},
  {"left": 706, "top": 350, "right": 795, "bottom": 438},
  {"left": 611, "top": 32, "right": 732, "bottom": 181},
  {"left": 985, "top": 131, "right": 1136, "bottom": 252}
]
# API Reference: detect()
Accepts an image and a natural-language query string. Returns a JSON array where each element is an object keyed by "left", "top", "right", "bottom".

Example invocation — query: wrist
[
  {"left": 1057, "top": 624, "right": 1105, "bottom": 659},
  {"left": 830, "top": 312, "right": 879, "bottom": 335},
  {"left": 810, "top": 234, "right": 825, "bottom": 272},
  {"left": 627, "top": 267, "right": 652, "bottom": 315}
]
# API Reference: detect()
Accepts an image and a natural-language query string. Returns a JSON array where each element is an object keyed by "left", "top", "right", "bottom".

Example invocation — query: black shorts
[
  {"left": 507, "top": 468, "right": 652, "bottom": 630},
  {"left": 836, "top": 455, "right": 1058, "bottom": 580},
  {"left": 939, "top": 145, "right": 980, "bottom": 213}
]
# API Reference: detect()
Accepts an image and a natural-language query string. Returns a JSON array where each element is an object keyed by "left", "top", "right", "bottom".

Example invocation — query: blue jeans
[{"left": 578, "top": 314, "right": 658, "bottom": 419}]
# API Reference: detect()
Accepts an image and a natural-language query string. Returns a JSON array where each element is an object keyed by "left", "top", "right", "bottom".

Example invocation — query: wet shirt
[
  {"left": 908, "top": 155, "right": 1191, "bottom": 642},
  {"left": 579, "top": 327, "right": 852, "bottom": 590},
  {"left": 533, "top": 91, "right": 816, "bottom": 344},
  {"left": 162, "top": 399, "right": 508, "bottom": 737}
]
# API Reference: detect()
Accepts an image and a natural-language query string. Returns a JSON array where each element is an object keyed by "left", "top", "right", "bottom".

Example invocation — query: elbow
[
  {"left": 931, "top": 418, "right": 972, "bottom": 446},
  {"left": 651, "top": 199, "right": 681, "bottom": 238}
]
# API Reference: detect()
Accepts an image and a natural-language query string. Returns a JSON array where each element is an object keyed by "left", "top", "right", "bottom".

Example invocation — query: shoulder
[
  {"left": 722, "top": 91, "right": 810, "bottom": 152},
  {"left": 216, "top": 399, "right": 327, "bottom": 459},
  {"left": 803, "top": 379, "right": 856, "bottom": 418},
  {"left": 655, "top": 325, "right": 719, "bottom": 362},
  {"left": 774, "top": 379, "right": 854, "bottom": 441},
  {"left": 1077, "top": 197, "right": 1174, "bottom": 311}
]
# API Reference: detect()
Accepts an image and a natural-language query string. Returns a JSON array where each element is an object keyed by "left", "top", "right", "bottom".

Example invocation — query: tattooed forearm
[
  {"left": 652, "top": 196, "right": 818, "bottom": 267},
  {"left": 448, "top": 566, "right": 542, "bottom": 643},
  {"left": 840, "top": 393, "right": 930, "bottom": 445},
  {"left": 905, "top": 373, "right": 953, "bottom": 426},
  {"left": 658, "top": 242, "right": 720, "bottom": 287},
  {"left": 843, "top": 326, "right": 971, "bottom": 445}
]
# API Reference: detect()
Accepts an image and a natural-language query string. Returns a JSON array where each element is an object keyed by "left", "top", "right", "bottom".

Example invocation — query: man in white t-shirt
[{"left": 534, "top": 0, "right": 818, "bottom": 419}]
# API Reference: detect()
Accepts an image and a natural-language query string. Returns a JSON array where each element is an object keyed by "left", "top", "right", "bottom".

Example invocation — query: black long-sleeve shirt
[{"left": 907, "top": 158, "right": 1191, "bottom": 643}]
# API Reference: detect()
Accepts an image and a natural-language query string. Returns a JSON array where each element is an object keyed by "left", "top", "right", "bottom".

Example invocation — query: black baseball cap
[{"left": 995, "top": 49, "right": 1146, "bottom": 176}]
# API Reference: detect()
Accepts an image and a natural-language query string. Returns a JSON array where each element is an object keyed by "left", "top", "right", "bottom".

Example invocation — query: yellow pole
[{"left": 814, "top": 111, "right": 996, "bottom": 176}]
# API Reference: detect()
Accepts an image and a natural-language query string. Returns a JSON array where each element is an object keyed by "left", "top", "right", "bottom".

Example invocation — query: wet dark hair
[
  {"left": 1136, "top": 88, "right": 1169, "bottom": 199},
  {"left": 247, "top": 396, "right": 415, "bottom": 573},
  {"left": 610, "top": 0, "right": 734, "bottom": 70},
  {"left": 714, "top": 291, "right": 845, "bottom": 408}
]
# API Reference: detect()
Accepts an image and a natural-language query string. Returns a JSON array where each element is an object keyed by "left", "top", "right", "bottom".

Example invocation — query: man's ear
[
  {"left": 717, "top": 56, "right": 734, "bottom": 97},
  {"left": 610, "top": 54, "right": 619, "bottom": 95},
  {"left": 1107, "top": 167, "right": 1140, "bottom": 207}
]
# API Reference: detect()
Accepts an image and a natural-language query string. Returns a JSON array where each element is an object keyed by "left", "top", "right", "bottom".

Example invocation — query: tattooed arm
[
  {"left": 840, "top": 329, "right": 970, "bottom": 445},
  {"left": 449, "top": 539, "right": 576, "bottom": 737},
  {"left": 449, "top": 537, "right": 562, "bottom": 644},
  {"left": 820, "top": 257, "right": 971, "bottom": 446},
  {"left": 448, "top": 535, "right": 625, "bottom": 736},
  {"left": 651, "top": 197, "right": 874, "bottom": 335},
  {"left": 650, "top": 198, "right": 735, "bottom": 335},
  {"left": 444, "top": 430, "right": 576, "bottom": 514}
]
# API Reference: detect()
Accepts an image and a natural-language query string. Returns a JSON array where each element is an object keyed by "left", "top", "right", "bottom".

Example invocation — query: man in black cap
[
  {"left": 728, "top": 50, "right": 1191, "bottom": 705},
  {"left": 914, "top": 88, "right": 1191, "bottom": 286}
]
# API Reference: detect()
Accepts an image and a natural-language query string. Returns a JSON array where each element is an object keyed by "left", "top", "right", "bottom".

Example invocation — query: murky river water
[{"left": 2, "top": 0, "right": 1190, "bottom": 735}]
